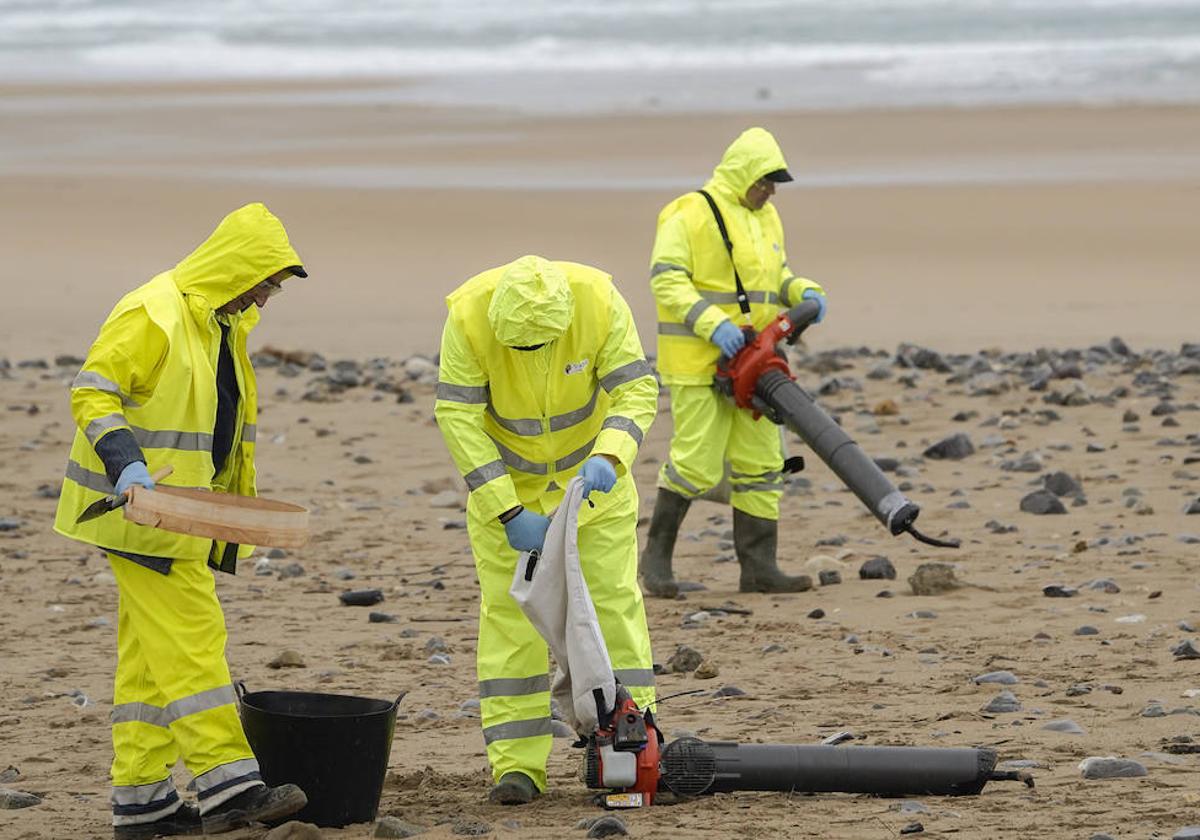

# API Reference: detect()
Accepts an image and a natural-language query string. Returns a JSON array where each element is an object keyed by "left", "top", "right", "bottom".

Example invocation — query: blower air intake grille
[{"left": 660, "top": 737, "right": 717, "bottom": 797}]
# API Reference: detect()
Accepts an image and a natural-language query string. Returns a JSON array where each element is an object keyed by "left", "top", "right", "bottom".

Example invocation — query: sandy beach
[{"left": 2, "top": 80, "right": 1199, "bottom": 839}]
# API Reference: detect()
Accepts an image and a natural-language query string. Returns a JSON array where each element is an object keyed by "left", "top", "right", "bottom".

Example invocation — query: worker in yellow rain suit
[
  {"left": 434, "top": 256, "right": 657, "bottom": 805},
  {"left": 53, "top": 204, "right": 309, "bottom": 838},
  {"left": 641, "top": 126, "right": 828, "bottom": 598}
]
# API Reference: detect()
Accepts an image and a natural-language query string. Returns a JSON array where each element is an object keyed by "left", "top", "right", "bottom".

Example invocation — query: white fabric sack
[{"left": 508, "top": 477, "right": 616, "bottom": 734}]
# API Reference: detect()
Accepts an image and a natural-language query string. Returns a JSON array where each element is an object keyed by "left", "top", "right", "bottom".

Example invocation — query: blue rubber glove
[
  {"left": 711, "top": 321, "right": 746, "bottom": 357},
  {"left": 115, "top": 461, "right": 155, "bottom": 496},
  {"left": 801, "top": 288, "right": 827, "bottom": 324},
  {"left": 579, "top": 456, "right": 617, "bottom": 499},
  {"left": 503, "top": 508, "right": 551, "bottom": 553}
]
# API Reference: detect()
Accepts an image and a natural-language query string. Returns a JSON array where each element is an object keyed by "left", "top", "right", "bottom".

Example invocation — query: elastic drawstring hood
[
  {"left": 488, "top": 255, "right": 575, "bottom": 348},
  {"left": 172, "top": 203, "right": 304, "bottom": 313},
  {"left": 705, "top": 127, "right": 790, "bottom": 205}
]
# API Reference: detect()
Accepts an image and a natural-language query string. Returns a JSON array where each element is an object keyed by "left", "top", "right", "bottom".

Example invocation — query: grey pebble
[
  {"left": 0, "top": 788, "right": 41, "bottom": 809},
  {"left": 451, "top": 818, "right": 491, "bottom": 836},
  {"left": 923, "top": 433, "right": 974, "bottom": 461},
  {"left": 1174, "top": 827, "right": 1200, "bottom": 839},
  {"left": 712, "top": 684, "right": 747, "bottom": 698},
  {"left": 667, "top": 645, "right": 704, "bottom": 673},
  {"left": 586, "top": 816, "right": 629, "bottom": 838},
  {"left": 983, "top": 690, "right": 1022, "bottom": 714},
  {"left": 368, "top": 612, "right": 397, "bottom": 623},
  {"left": 339, "top": 589, "right": 383, "bottom": 607},
  {"left": 1172, "top": 639, "right": 1200, "bottom": 660},
  {"left": 1074, "top": 625, "right": 1100, "bottom": 636},
  {"left": 1078, "top": 756, "right": 1148, "bottom": 779},
  {"left": 1043, "top": 719, "right": 1086, "bottom": 735},
  {"left": 1043, "top": 584, "right": 1077, "bottom": 598},
  {"left": 974, "top": 670, "right": 1019, "bottom": 685},
  {"left": 374, "top": 816, "right": 426, "bottom": 838},
  {"left": 277, "top": 562, "right": 305, "bottom": 579},
  {"left": 858, "top": 556, "right": 896, "bottom": 580},
  {"left": 807, "top": 608, "right": 826, "bottom": 619},
  {"left": 427, "top": 653, "right": 451, "bottom": 665},
  {"left": 1042, "top": 471, "right": 1082, "bottom": 497},
  {"left": 0, "top": 517, "right": 23, "bottom": 532},
  {"left": 818, "top": 569, "right": 842, "bottom": 586},
  {"left": 1021, "top": 490, "right": 1067, "bottom": 515}
]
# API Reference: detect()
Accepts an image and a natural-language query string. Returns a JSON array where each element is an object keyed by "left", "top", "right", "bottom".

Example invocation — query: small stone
[
  {"left": 909, "top": 610, "right": 937, "bottom": 619},
  {"left": 0, "top": 788, "right": 41, "bottom": 809},
  {"left": 368, "top": 612, "right": 397, "bottom": 623},
  {"left": 0, "top": 767, "right": 17, "bottom": 784},
  {"left": 668, "top": 645, "right": 704, "bottom": 673},
  {"left": 818, "top": 569, "right": 841, "bottom": 586},
  {"left": 1043, "top": 585, "right": 1078, "bottom": 598},
  {"left": 374, "top": 816, "right": 426, "bottom": 838},
  {"left": 452, "top": 818, "right": 491, "bottom": 836},
  {"left": 974, "top": 671, "right": 1019, "bottom": 686},
  {"left": 1142, "top": 704, "right": 1166, "bottom": 718},
  {"left": 908, "top": 562, "right": 959, "bottom": 596},
  {"left": 587, "top": 815, "right": 629, "bottom": 838},
  {"left": 424, "top": 636, "right": 448, "bottom": 654},
  {"left": 427, "top": 653, "right": 451, "bottom": 666},
  {"left": 0, "top": 517, "right": 24, "bottom": 532},
  {"left": 263, "top": 821, "right": 324, "bottom": 840},
  {"left": 761, "top": 643, "right": 787, "bottom": 654},
  {"left": 267, "top": 547, "right": 289, "bottom": 559},
  {"left": 340, "top": 589, "right": 384, "bottom": 607},
  {"left": 277, "top": 562, "right": 305, "bottom": 580},
  {"left": 1043, "top": 719, "right": 1086, "bottom": 735},
  {"left": 983, "top": 690, "right": 1022, "bottom": 714},
  {"left": 1043, "top": 471, "right": 1082, "bottom": 497},
  {"left": 1171, "top": 640, "right": 1200, "bottom": 660},
  {"left": 1021, "top": 490, "right": 1067, "bottom": 515},
  {"left": 899, "top": 823, "right": 924, "bottom": 835},
  {"left": 891, "top": 800, "right": 930, "bottom": 815},
  {"left": 268, "top": 649, "right": 306, "bottom": 669},
  {"left": 1174, "top": 828, "right": 1200, "bottom": 840},
  {"left": 807, "top": 608, "right": 825, "bottom": 619},
  {"left": 859, "top": 556, "right": 896, "bottom": 580},
  {"left": 1185, "top": 499, "right": 1200, "bottom": 515},
  {"left": 1075, "top": 625, "right": 1100, "bottom": 636},
  {"left": 1078, "top": 756, "right": 1148, "bottom": 779},
  {"left": 923, "top": 433, "right": 974, "bottom": 461},
  {"left": 693, "top": 660, "right": 719, "bottom": 680},
  {"left": 713, "top": 684, "right": 747, "bottom": 698}
]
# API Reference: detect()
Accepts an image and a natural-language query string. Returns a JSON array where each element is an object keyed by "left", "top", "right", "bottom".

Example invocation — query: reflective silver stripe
[
  {"left": 194, "top": 757, "right": 261, "bottom": 796},
  {"left": 731, "top": 481, "right": 786, "bottom": 493},
  {"left": 66, "top": 459, "right": 115, "bottom": 494},
  {"left": 657, "top": 323, "right": 694, "bottom": 337},
  {"left": 555, "top": 437, "right": 596, "bottom": 472},
  {"left": 780, "top": 275, "right": 799, "bottom": 305},
  {"left": 489, "top": 436, "right": 548, "bottom": 475},
  {"left": 465, "top": 459, "right": 507, "bottom": 490},
  {"left": 549, "top": 387, "right": 600, "bottom": 432},
  {"left": 241, "top": 423, "right": 256, "bottom": 443},
  {"left": 111, "top": 778, "right": 175, "bottom": 807},
  {"left": 482, "top": 717, "right": 553, "bottom": 744},
  {"left": 111, "top": 701, "right": 170, "bottom": 728},
  {"left": 699, "top": 290, "right": 780, "bottom": 305},
  {"left": 663, "top": 461, "right": 701, "bottom": 495},
  {"left": 478, "top": 674, "right": 551, "bottom": 699},
  {"left": 132, "top": 427, "right": 213, "bottom": 452},
  {"left": 166, "top": 684, "right": 236, "bottom": 721},
  {"left": 601, "top": 416, "right": 644, "bottom": 446},
  {"left": 85, "top": 412, "right": 129, "bottom": 445},
  {"left": 650, "top": 261, "right": 690, "bottom": 278},
  {"left": 614, "top": 668, "right": 657, "bottom": 687},
  {"left": 437, "top": 382, "right": 489, "bottom": 404},
  {"left": 71, "top": 371, "right": 140, "bottom": 407},
  {"left": 487, "top": 404, "right": 543, "bottom": 437},
  {"left": 683, "top": 299, "right": 711, "bottom": 330},
  {"left": 731, "top": 469, "right": 783, "bottom": 481},
  {"left": 600, "top": 360, "right": 653, "bottom": 393}
]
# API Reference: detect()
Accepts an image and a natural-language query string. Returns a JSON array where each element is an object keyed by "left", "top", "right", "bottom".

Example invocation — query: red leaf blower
[{"left": 714, "top": 299, "right": 959, "bottom": 549}]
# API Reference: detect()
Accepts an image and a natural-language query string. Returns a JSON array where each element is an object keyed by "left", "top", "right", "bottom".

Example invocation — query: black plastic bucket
[{"left": 238, "top": 685, "right": 404, "bottom": 828}]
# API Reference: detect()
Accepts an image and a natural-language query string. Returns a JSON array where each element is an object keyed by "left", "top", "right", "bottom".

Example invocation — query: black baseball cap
[{"left": 763, "top": 168, "right": 793, "bottom": 183}]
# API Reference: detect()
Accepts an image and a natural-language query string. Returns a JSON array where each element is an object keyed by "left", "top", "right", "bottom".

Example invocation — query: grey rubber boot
[
  {"left": 489, "top": 772, "right": 539, "bottom": 805},
  {"left": 639, "top": 488, "right": 692, "bottom": 599},
  {"left": 733, "top": 509, "right": 812, "bottom": 593},
  {"left": 200, "top": 784, "right": 307, "bottom": 834}
]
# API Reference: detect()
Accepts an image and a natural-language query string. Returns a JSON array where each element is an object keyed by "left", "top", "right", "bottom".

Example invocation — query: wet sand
[{"left": 1, "top": 81, "right": 1199, "bottom": 839}]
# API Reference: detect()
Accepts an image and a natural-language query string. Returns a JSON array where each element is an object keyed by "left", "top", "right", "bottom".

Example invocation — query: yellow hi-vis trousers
[
  {"left": 108, "top": 555, "right": 262, "bottom": 826},
  {"left": 658, "top": 384, "right": 786, "bottom": 521},
  {"left": 467, "top": 476, "right": 655, "bottom": 791}
]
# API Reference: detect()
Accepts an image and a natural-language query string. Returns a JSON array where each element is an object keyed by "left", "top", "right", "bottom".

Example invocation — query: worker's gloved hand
[
  {"left": 503, "top": 509, "right": 551, "bottom": 553},
  {"left": 115, "top": 461, "right": 155, "bottom": 496},
  {"left": 711, "top": 321, "right": 746, "bottom": 357},
  {"left": 802, "top": 288, "right": 828, "bottom": 324},
  {"left": 579, "top": 456, "right": 617, "bottom": 499}
]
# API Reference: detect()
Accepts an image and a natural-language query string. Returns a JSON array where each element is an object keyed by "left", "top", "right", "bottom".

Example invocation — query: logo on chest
[{"left": 564, "top": 359, "right": 590, "bottom": 376}]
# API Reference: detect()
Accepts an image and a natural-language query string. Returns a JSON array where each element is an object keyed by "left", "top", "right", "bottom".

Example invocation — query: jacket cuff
[
  {"left": 93, "top": 428, "right": 146, "bottom": 485},
  {"left": 469, "top": 476, "right": 521, "bottom": 522},
  {"left": 694, "top": 307, "right": 729, "bottom": 341}
]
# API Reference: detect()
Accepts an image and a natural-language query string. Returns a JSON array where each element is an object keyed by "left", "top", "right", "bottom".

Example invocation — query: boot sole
[
  {"left": 113, "top": 824, "right": 202, "bottom": 840},
  {"left": 200, "top": 789, "right": 307, "bottom": 834}
]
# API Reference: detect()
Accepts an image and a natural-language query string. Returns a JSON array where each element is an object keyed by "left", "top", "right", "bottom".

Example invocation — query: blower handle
[{"left": 782, "top": 299, "right": 823, "bottom": 345}]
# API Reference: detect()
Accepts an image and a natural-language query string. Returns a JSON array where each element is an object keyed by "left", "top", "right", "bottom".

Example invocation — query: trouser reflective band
[
  {"left": 195, "top": 757, "right": 264, "bottom": 813},
  {"left": 111, "top": 778, "right": 181, "bottom": 827}
]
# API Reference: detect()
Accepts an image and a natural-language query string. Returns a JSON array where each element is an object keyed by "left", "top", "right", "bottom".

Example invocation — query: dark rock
[
  {"left": 807, "top": 608, "right": 826, "bottom": 619},
  {"left": 586, "top": 816, "right": 629, "bottom": 838},
  {"left": 816, "top": 534, "right": 848, "bottom": 546},
  {"left": 985, "top": 519, "right": 1018, "bottom": 534},
  {"left": 667, "top": 645, "right": 704, "bottom": 673},
  {"left": 899, "top": 823, "right": 924, "bottom": 835},
  {"left": 1043, "top": 585, "right": 1078, "bottom": 598},
  {"left": 908, "top": 563, "right": 959, "bottom": 596},
  {"left": 1043, "top": 471, "right": 1082, "bottom": 497},
  {"left": 712, "top": 684, "right": 747, "bottom": 698},
  {"left": 923, "top": 433, "right": 975, "bottom": 461},
  {"left": 874, "top": 457, "right": 900, "bottom": 472},
  {"left": 818, "top": 570, "right": 842, "bottom": 586},
  {"left": 368, "top": 612, "right": 397, "bottom": 624},
  {"left": 0, "top": 517, "right": 23, "bottom": 531},
  {"left": 277, "top": 562, "right": 305, "bottom": 580},
  {"left": 1074, "top": 625, "right": 1100, "bottom": 636},
  {"left": 375, "top": 816, "right": 426, "bottom": 837},
  {"left": 1078, "top": 756, "right": 1148, "bottom": 779},
  {"left": 1021, "top": 490, "right": 1067, "bottom": 515},
  {"left": 982, "top": 690, "right": 1022, "bottom": 714},
  {"left": 1171, "top": 639, "right": 1200, "bottom": 660},
  {"left": 859, "top": 556, "right": 896, "bottom": 579},
  {"left": 267, "top": 547, "right": 289, "bottom": 559},
  {"left": 1109, "top": 336, "right": 1131, "bottom": 356},
  {"left": 339, "top": 589, "right": 384, "bottom": 607},
  {"left": 1185, "top": 499, "right": 1200, "bottom": 515},
  {"left": 0, "top": 788, "right": 41, "bottom": 809}
]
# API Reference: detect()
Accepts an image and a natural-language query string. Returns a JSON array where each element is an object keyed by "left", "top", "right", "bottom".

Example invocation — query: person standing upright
[{"left": 641, "top": 127, "right": 828, "bottom": 598}]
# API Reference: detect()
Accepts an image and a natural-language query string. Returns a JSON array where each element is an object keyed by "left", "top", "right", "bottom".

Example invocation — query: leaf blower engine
[{"left": 584, "top": 686, "right": 1031, "bottom": 808}]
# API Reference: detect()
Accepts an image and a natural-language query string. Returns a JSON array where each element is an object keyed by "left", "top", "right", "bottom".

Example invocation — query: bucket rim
[{"left": 238, "top": 688, "right": 401, "bottom": 719}]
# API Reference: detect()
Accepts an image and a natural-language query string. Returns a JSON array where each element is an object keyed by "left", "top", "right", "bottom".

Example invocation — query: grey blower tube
[
  {"left": 661, "top": 740, "right": 997, "bottom": 797},
  {"left": 755, "top": 368, "right": 918, "bottom": 535}
]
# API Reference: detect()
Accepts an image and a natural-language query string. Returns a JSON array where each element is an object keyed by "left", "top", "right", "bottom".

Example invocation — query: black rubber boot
[
  {"left": 639, "top": 488, "right": 692, "bottom": 598},
  {"left": 200, "top": 784, "right": 307, "bottom": 834},
  {"left": 733, "top": 509, "right": 812, "bottom": 593},
  {"left": 488, "top": 772, "right": 540, "bottom": 805},
  {"left": 113, "top": 803, "right": 202, "bottom": 839}
]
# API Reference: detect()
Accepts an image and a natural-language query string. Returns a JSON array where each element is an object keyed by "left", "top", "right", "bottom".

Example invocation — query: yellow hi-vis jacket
[
  {"left": 54, "top": 203, "right": 303, "bottom": 565},
  {"left": 650, "top": 126, "right": 824, "bottom": 385},
  {"left": 435, "top": 261, "right": 657, "bottom": 521}
]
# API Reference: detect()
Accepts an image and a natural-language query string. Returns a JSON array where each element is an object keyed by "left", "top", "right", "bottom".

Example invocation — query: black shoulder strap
[{"left": 696, "top": 190, "right": 750, "bottom": 318}]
